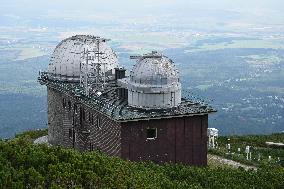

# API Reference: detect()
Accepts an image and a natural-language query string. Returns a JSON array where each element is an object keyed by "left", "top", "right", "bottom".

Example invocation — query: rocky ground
[{"left": 208, "top": 154, "right": 257, "bottom": 170}]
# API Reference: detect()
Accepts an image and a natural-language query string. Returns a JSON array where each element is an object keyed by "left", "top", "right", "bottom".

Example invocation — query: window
[
  {"left": 69, "top": 128, "right": 73, "bottom": 139},
  {"left": 80, "top": 108, "right": 85, "bottom": 125},
  {"left": 72, "top": 115, "right": 75, "bottom": 125},
  {"left": 89, "top": 112, "right": 91, "bottom": 123},
  {"left": 62, "top": 98, "right": 66, "bottom": 108},
  {"left": 89, "top": 113, "right": 94, "bottom": 125},
  {"left": 68, "top": 101, "right": 71, "bottom": 111},
  {"left": 161, "top": 78, "right": 167, "bottom": 85},
  {"left": 97, "top": 116, "right": 101, "bottom": 129},
  {"left": 90, "top": 143, "right": 94, "bottom": 151},
  {"left": 74, "top": 104, "right": 78, "bottom": 114},
  {"left": 83, "top": 109, "right": 85, "bottom": 121},
  {"left": 147, "top": 128, "right": 157, "bottom": 140}
]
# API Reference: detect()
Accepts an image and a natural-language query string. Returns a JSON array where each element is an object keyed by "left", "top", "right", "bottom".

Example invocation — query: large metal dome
[
  {"left": 119, "top": 51, "right": 181, "bottom": 109},
  {"left": 48, "top": 35, "right": 118, "bottom": 82}
]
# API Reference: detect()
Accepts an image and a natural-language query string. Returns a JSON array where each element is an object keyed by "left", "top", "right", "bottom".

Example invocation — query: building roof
[{"left": 39, "top": 73, "right": 216, "bottom": 122}]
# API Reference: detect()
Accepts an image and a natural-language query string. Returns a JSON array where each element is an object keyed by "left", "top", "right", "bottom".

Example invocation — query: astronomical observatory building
[{"left": 39, "top": 35, "right": 215, "bottom": 166}]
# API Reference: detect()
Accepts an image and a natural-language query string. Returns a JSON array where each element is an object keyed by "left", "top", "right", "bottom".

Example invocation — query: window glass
[
  {"left": 97, "top": 116, "right": 101, "bottom": 129},
  {"left": 147, "top": 128, "right": 157, "bottom": 139},
  {"left": 68, "top": 101, "right": 71, "bottom": 111},
  {"left": 69, "top": 129, "right": 73, "bottom": 139},
  {"left": 62, "top": 98, "right": 66, "bottom": 108}
]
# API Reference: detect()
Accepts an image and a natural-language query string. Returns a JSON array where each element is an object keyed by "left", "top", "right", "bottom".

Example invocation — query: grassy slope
[{"left": 209, "top": 133, "right": 284, "bottom": 167}]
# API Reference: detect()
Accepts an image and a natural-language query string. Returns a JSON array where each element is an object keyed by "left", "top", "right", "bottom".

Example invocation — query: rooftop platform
[{"left": 39, "top": 72, "right": 216, "bottom": 122}]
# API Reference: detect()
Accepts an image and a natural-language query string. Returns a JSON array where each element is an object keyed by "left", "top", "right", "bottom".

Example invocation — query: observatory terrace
[{"left": 39, "top": 72, "right": 216, "bottom": 122}]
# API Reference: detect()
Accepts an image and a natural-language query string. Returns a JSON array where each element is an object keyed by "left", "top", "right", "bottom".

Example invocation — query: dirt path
[{"left": 208, "top": 154, "right": 257, "bottom": 170}]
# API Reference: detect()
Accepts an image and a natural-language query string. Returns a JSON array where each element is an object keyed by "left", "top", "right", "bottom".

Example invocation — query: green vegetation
[
  {"left": 15, "top": 129, "right": 48, "bottom": 140},
  {"left": 0, "top": 130, "right": 284, "bottom": 188},
  {"left": 209, "top": 133, "right": 284, "bottom": 167}
]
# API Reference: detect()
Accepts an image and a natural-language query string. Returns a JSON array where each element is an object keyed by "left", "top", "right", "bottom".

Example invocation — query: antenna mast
[{"left": 80, "top": 37, "right": 110, "bottom": 96}]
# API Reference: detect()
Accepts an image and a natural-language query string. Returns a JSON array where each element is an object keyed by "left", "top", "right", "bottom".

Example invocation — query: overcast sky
[
  {"left": 2, "top": 0, "right": 284, "bottom": 14},
  {"left": 1, "top": 0, "right": 284, "bottom": 26}
]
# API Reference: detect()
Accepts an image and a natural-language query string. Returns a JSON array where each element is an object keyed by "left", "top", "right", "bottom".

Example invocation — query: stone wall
[
  {"left": 47, "top": 87, "right": 65, "bottom": 146},
  {"left": 47, "top": 87, "right": 121, "bottom": 156}
]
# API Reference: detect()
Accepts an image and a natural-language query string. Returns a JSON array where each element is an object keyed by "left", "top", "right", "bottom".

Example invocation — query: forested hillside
[{"left": 0, "top": 130, "right": 284, "bottom": 188}]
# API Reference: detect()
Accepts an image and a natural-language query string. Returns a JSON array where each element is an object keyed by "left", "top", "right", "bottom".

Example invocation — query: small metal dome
[
  {"left": 129, "top": 51, "right": 180, "bottom": 87},
  {"left": 119, "top": 51, "right": 182, "bottom": 109},
  {"left": 48, "top": 35, "right": 118, "bottom": 82}
]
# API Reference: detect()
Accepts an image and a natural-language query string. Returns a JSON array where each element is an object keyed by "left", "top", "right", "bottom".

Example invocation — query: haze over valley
[{"left": 0, "top": 0, "right": 284, "bottom": 137}]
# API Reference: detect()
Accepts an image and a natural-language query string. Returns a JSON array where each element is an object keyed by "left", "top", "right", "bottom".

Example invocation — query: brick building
[{"left": 39, "top": 35, "right": 215, "bottom": 166}]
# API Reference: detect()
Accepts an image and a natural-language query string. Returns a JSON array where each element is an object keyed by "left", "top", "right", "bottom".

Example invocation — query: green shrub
[{"left": 0, "top": 130, "right": 284, "bottom": 188}]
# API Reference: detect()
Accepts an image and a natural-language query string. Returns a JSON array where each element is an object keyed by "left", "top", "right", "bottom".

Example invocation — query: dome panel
[
  {"left": 129, "top": 52, "right": 180, "bottom": 87},
  {"left": 119, "top": 51, "right": 182, "bottom": 109},
  {"left": 48, "top": 35, "right": 118, "bottom": 82}
]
